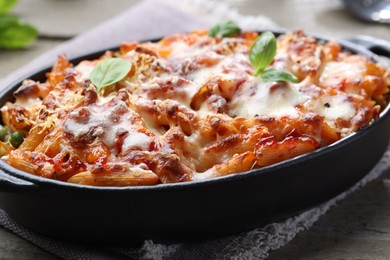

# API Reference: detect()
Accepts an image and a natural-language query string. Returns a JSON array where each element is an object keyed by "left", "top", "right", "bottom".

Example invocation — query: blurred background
[{"left": 11, "top": 0, "right": 390, "bottom": 39}]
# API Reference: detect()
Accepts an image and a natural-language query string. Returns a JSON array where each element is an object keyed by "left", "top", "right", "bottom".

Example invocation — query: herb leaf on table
[{"left": 0, "top": 0, "right": 38, "bottom": 49}]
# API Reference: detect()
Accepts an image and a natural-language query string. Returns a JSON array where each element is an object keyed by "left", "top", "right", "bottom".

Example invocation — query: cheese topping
[
  {"left": 307, "top": 94, "right": 356, "bottom": 121},
  {"left": 230, "top": 80, "right": 309, "bottom": 118},
  {"left": 75, "top": 60, "right": 96, "bottom": 81},
  {"left": 319, "top": 61, "right": 366, "bottom": 87},
  {"left": 64, "top": 98, "right": 155, "bottom": 155},
  {"left": 2, "top": 30, "right": 389, "bottom": 186},
  {"left": 122, "top": 132, "right": 152, "bottom": 152}
]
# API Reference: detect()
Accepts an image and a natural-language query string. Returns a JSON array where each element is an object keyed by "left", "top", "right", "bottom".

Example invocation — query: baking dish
[{"left": 0, "top": 32, "right": 389, "bottom": 245}]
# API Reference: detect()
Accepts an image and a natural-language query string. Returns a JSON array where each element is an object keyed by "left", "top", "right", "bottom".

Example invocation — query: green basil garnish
[
  {"left": 0, "top": 23, "right": 37, "bottom": 49},
  {"left": 249, "top": 32, "right": 276, "bottom": 76},
  {"left": 209, "top": 20, "right": 241, "bottom": 38},
  {"left": 0, "top": 0, "right": 18, "bottom": 15},
  {"left": 0, "top": 15, "right": 19, "bottom": 30},
  {"left": 90, "top": 58, "right": 132, "bottom": 93},
  {"left": 0, "top": 0, "right": 38, "bottom": 50},
  {"left": 260, "top": 68, "right": 299, "bottom": 83},
  {"left": 250, "top": 32, "right": 298, "bottom": 83}
]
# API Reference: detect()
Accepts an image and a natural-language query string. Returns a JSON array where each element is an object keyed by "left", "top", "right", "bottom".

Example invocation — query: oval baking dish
[{"left": 0, "top": 32, "right": 389, "bottom": 245}]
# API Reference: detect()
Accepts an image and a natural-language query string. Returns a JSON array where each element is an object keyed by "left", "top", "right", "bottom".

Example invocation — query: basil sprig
[
  {"left": 209, "top": 20, "right": 241, "bottom": 38},
  {"left": 250, "top": 32, "right": 298, "bottom": 83},
  {"left": 260, "top": 68, "right": 299, "bottom": 83},
  {"left": 0, "top": 0, "right": 38, "bottom": 49},
  {"left": 90, "top": 58, "right": 132, "bottom": 93},
  {"left": 0, "top": 0, "right": 18, "bottom": 15},
  {"left": 0, "top": 19, "right": 37, "bottom": 49}
]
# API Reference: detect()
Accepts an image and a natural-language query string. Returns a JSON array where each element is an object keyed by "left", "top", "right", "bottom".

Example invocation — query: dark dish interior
[{"left": 0, "top": 33, "right": 389, "bottom": 245}]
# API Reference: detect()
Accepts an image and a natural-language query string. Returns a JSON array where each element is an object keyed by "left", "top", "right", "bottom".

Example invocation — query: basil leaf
[
  {"left": 0, "top": 15, "right": 19, "bottom": 30},
  {"left": 90, "top": 58, "right": 132, "bottom": 93},
  {"left": 209, "top": 20, "right": 241, "bottom": 38},
  {"left": 0, "top": 0, "right": 18, "bottom": 14},
  {"left": 249, "top": 32, "right": 276, "bottom": 76},
  {"left": 0, "top": 23, "right": 37, "bottom": 49},
  {"left": 261, "top": 68, "right": 298, "bottom": 83}
]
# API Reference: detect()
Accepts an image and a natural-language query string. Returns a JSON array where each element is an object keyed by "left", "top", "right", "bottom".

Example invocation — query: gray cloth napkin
[{"left": 0, "top": 0, "right": 389, "bottom": 259}]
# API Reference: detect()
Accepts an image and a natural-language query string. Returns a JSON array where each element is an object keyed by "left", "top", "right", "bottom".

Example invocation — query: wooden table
[{"left": 0, "top": 0, "right": 389, "bottom": 259}]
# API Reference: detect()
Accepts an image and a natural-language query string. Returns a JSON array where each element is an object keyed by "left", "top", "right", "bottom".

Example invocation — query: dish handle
[
  {"left": 345, "top": 35, "right": 390, "bottom": 66},
  {"left": 0, "top": 169, "right": 38, "bottom": 193}
]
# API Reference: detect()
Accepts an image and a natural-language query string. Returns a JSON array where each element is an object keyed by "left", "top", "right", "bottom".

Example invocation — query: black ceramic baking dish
[{"left": 0, "top": 32, "right": 389, "bottom": 245}]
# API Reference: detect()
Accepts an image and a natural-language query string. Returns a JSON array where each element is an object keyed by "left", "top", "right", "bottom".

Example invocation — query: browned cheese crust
[{"left": 1, "top": 30, "right": 389, "bottom": 186}]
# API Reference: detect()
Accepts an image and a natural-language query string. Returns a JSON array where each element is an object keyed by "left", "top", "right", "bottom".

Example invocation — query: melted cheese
[
  {"left": 122, "top": 132, "right": 152, "bottom": 152},
  {"left": 306, "top": 94, "right": 356, "bottom": 121},
  {"left": 319, "top": 61, "right": 365, "bottom": 87},
  {"left": 75, "top": 61, "right": 96, "bottom": 82},
  {"left": 64, "top": 112, "right": 95, "bottom": 137},
  {"left": 187, "top": 66, "right": 216, "bottom": 86},
  {"left": 230, "top": 80, "right": 309, "bottom": 118},
  {"left": 4, "top": 30, "right": 388, "bottom": 186},
  {"left": 129, "top": 36, "right": 365, "bottom": 125},
  {"left": 64, "top": 99, "right": 154, "bottom": 154},
  {"left": 15, "top": 97, "right": 42, "bottom": 107}
]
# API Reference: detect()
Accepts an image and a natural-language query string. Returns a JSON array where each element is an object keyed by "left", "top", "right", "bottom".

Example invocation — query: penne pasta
[
  {"left": 68, "top": 170, "right": 159, "bottom": 186},
  {"left": 0, "top": 29, "right": 388, "bottom": 186}
]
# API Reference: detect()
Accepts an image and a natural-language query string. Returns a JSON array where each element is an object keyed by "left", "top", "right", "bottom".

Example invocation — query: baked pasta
[{"left": 0, "top": 29, "right": 389, "bottom": 186}]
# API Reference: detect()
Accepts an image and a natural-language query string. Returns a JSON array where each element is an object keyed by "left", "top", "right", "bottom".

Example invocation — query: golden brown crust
[{"left": 1, "top": 30, "right": 389, "bottom": 186}]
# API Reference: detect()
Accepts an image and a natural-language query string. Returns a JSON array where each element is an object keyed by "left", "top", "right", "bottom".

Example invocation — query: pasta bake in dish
[{"left": 0, "top": 29, "right": 389, "bottom": 186}]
